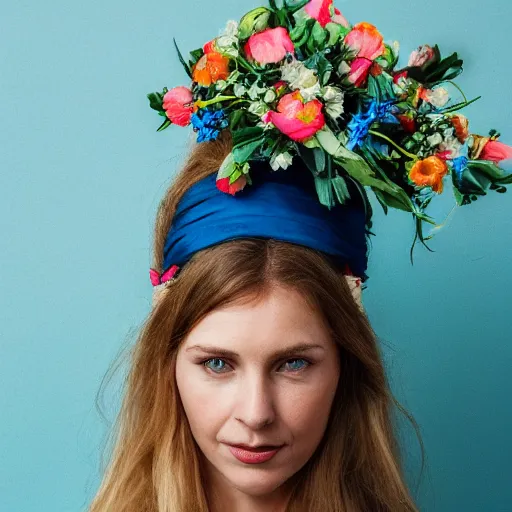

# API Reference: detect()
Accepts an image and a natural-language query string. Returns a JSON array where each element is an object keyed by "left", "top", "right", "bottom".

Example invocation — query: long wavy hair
[{"left": 89, "top": 131, "right": 425, "bottom": 511}]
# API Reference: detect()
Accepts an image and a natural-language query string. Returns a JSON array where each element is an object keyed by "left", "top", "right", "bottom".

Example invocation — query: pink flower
[
  {"left": 344, "top": 22, "right": 385, "bottom": 87},
  {"left": 348, "top": 58, "right": 373, "bottom": 87},
  {"left": 408, "top": 45, "right": 435, "bottom": 68},
  {"left": 305, "top": 0, "right": 333, "bottom": 28},
  {"left": 332, "top": 7, "right": 350, "bottom": 27},
  {"left": 264, "top": 91, "right": 325, "bottom": 142},
  {"left": 216, "top": 175, "right": 247, "bottom": 195},
  {"left": 345, "top": 22, "right": 385, "bottom": 61},
  {"left": 479, "top": 140, "right": 512, "bottom": 163},
  {"left": 244, "top": 27, "right": 295, "bottom": 65},
  {"left": 162, "top": 86, "right": 194, "bottom": 127}
]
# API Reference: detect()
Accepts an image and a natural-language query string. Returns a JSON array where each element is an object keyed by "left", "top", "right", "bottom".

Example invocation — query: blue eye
[
  {"left": 203, "top": 358, "right": 230, "bottom": 373},
  {"left": 281, "top": 358, "right": 309, "bottom": 372}
]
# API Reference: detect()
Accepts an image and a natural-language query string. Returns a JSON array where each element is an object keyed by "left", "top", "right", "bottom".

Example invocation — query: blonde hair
[{"left": 90, "top": 131, "right": 426, "bottom": 511}]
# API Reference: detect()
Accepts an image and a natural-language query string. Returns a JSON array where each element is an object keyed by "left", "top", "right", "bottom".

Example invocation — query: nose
[{"left": 234, "top": 371, "right": 276, "bottom": 430}]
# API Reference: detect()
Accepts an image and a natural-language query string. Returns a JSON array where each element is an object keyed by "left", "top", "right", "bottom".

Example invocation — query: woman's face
[{"left": 175, "top": 284, "right": 340, "bottom": 500}]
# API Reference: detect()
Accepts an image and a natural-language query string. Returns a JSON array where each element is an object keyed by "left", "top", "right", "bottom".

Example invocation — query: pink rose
[
  {"left": 244, "top": 27, "right": 295, "bottom": 65},
  {"left": 163, "top": 86, "right": 194, "bottom": 127},
  {"left": 305, "top": 0, "right": 333, "bottom": 28},
  {"left": 264, "top": 91, "right": 325, "bottom": 142},
  {"left": 408, "top": 45, "right": 435, "bottom": 68}
]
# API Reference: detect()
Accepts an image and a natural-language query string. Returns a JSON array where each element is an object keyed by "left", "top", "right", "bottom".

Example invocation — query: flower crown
[{"left": 148, "top": 0, "right": 512, "bottom": 258}]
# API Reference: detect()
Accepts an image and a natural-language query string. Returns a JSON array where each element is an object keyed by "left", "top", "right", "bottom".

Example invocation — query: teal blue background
[{"left": 1, "top": 0, "right": 511, "bottom": 510}]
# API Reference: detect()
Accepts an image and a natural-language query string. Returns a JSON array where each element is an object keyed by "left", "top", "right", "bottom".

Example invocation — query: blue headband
[{"left": 163, "top": 160, "right": 370, "bottom": 281}]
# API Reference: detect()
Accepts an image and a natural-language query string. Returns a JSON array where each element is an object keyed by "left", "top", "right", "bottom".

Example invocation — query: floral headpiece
[{"left": 148, "top": 0, "right": 512, "bottom": 262}]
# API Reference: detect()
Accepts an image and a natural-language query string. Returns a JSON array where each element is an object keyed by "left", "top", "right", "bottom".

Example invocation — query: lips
[{"left": 227, "top": 444, "right": 283, "bottom": 464}]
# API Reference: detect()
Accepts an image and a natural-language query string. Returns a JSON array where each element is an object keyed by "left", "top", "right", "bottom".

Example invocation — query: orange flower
[
  {"left": 450, "top": 114, "right": 469, "bottom": 143},
  {"left": 192, "top": 51, "right": 230, "bottom": 87},
  {"left": 408, "top": 156, "right": 449, "bottom": 193}
]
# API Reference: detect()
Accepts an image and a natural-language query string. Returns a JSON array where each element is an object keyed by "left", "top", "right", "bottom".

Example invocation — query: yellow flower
[{"left": 408, "top": 156, "right": 449, "bottom": 193}]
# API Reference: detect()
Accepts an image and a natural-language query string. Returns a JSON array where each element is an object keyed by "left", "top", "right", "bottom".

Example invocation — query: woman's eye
[
  {"left": 280, "top": 358, "right": 310, "bottom": 372},
  {"left": 202, "top": 357, "right": 311, "bottom": 375},
  {"left": 203, "top": 358, "right": 231, "bottom": 373}
]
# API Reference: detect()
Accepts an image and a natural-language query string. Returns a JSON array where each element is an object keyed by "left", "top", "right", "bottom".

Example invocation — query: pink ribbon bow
[{"left": 149, "top": 265, "right": 180, "bottom": 286}]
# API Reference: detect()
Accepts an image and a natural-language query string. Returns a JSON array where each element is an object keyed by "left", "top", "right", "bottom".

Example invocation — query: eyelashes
[{"left": 200, "top": 357, "right": 313, "bottom": 375}]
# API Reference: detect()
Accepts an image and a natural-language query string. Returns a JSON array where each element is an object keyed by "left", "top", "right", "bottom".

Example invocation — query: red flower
[
  {"left": 479, "top": 140, "right": 512, "bottom": 163},
  {"left": 305, "top": 0, "right": 333, "bottom": 28},
  {"left": 216, "top": 175, "right": 248, "bottom": 195}
]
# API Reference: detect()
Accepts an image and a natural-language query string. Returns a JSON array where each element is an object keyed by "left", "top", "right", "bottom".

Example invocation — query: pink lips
[{"left": 227, "top": 444, "right": 283, "bottom": 464}]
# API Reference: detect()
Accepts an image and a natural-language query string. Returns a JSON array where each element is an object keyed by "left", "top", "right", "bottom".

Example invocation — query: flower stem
[
  {"left": 368, "top": 130, "right": 418, "bottom": 160},
  {"left": 447, "top": 81, "right": 467, "bottom": 104},
  {"left": 195, "top": 95, "right": 238, "bottom": 108}
]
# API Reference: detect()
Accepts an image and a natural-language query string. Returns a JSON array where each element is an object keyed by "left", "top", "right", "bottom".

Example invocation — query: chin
[{"left": 223, "top": 467, "right": 292, "bottom": 497}]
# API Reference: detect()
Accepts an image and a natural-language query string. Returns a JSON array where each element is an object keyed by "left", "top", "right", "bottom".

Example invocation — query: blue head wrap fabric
[{"left": 163, "top": 158, "right": 371, "bottom": 281}]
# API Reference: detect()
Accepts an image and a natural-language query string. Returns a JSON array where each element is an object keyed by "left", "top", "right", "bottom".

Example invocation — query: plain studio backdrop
[{"left": 1, "top": 0, "right": 511, "bottom": 510}]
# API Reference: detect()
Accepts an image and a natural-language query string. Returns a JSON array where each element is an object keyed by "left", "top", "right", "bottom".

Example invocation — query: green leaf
[
  {"left": 156, "top": 118, "right": 171, "bottom": 132},
  {"left": 285, "top": 0, "right": 309, "bottom": 12},
  {"left": 314, "top": 175, "right": 335, "bottom": 208},
  {"left": 312, "top": 21, "right": 327, "bottom": 47},
  {"left": 467, "top": 160, "right": 512, "bottom": 184},
  {"left": 373, "top": 189, "right": 389, "bottom": 215},
  {"left": 303, "top": 52, "right": 333, "bottom": 85},
  {"left": 331, "top": 175, "right": 351, "bottom": 204},
  {"left": 173, "top": 38, "right": 192, "bottom": 79},
  {"left": 229, "top": 168, "right": 243, "bottom": 184},
  {"left": 297, "top": 145, "right": 326, "bottom": 176},
  {"left": 229, "top": 109, "right": 245, "bottom": 131},
  {"left": 217, "top": 152, "right": 236, "bottom": 179},
  {"left": 147, "top": 92, "right": 164, "bottom": 112},
  {"left": 232, "top": 137, "right": 265, "bottom": 163},
  {"left": 290, "top": 21, "right": 307, "bottom": 42},
  {"left": 233, "top": 126, "right": 265, "bottom": 148},
  {"left": 325, "top": 22, "right": 344, "bottom": 46}
]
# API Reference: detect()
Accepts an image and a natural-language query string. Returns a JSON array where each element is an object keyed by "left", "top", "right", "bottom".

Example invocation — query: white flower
[
  {"left": 438, "top": 135, "right": 463, "bottom": 159},
  {"left": 234, "top": 83, "right": 247, "bottom": 97},
  {"left": 248, "top": 82, "right": 267, "bottom": 100},
  {"left": 322, "top": 86, "right": 345, "bottom": 119},
  {"left": 423, "top": 87, "right": 449, "bottom": 108},
  {"left": 219, "top": 20, "right": 238, "bottom": 38},
  {"left": 299, "top": 82, "right": 322, "bottom": 101},
  {"left": 281, "top": 58, "right": 319, "bottom": 93},
  {"left": 263, "top": 89, "right": 277, "bottom": 103},
  {"left": 270, "top": 151, "right": 294, "bottom": 171},
  {"left": 426, "top": 133, "right": 443, "bottom": 147},
  {"left": 216, "top": 20, "right": 239, "bottom": 57},
  {"left": 248, "top": 101, "right": 270, "bottom": 116},
  {"left": 338, "top": 61, "right": 351, "bottom": 76},
  {"left": 215, "top": 80, "right": 228, "bottom": 91}
]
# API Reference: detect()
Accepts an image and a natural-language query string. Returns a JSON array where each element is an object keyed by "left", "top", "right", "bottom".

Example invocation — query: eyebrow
[{"left": 185, "top": 343, "right": 326, "bottom": 359}]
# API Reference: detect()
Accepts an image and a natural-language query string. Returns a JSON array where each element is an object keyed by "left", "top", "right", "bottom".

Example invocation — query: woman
[
  {"left": 89, "top": 132, "right": 424, "bottom": 511},
  {"left": 91, "top": 0, "right": 512, "bottom": 507}
]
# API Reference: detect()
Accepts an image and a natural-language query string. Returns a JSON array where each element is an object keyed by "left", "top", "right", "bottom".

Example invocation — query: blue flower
[
  {"left": 191, "top": 108, "right": 229, "bottom": 143},
  {"left": 451, "top": 156, "right": 468, "bottom": 186},
  {"left": 346, "top": 99, "right": 397, "bottom": 151}
]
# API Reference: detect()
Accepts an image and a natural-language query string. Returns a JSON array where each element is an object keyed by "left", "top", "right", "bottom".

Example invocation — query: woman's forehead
[{"left": 181, "top": 285, "right": 333, "bottom": 356}]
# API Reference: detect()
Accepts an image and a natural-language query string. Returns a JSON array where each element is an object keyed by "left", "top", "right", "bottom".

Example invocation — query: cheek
[
  {"left": 281, "top": 370, "right": 339, "bottom": 446},
  {"left": 175, "top": 365, "right": 228, "bottom": 440}
]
